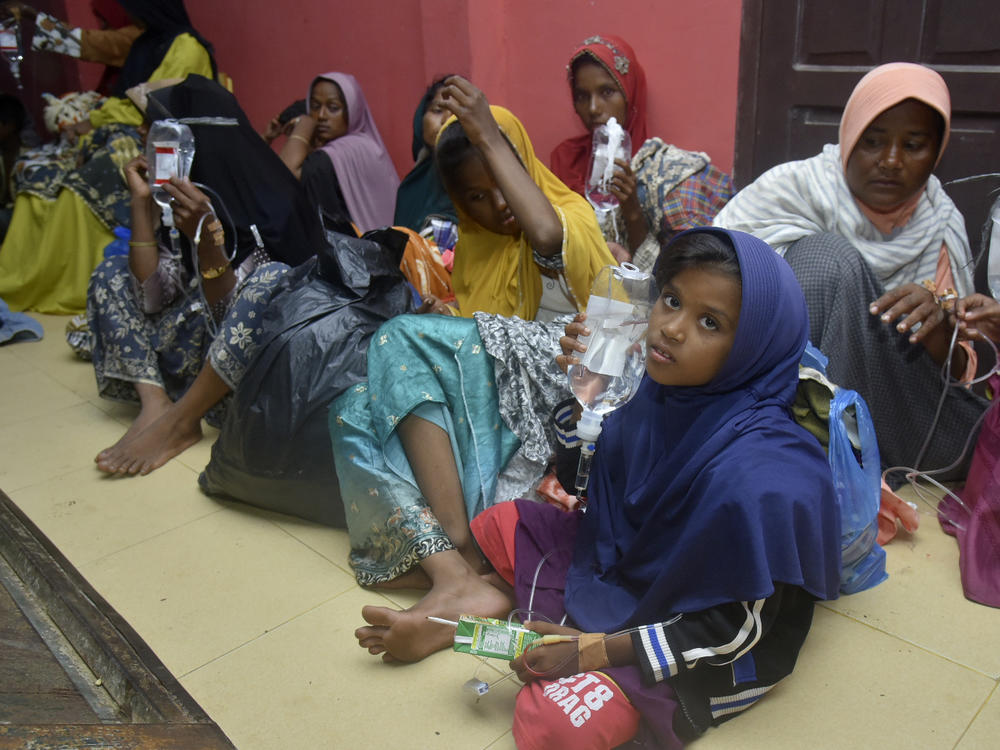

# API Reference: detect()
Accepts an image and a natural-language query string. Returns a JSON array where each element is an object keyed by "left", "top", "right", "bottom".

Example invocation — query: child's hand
[
  {"left": 511, "top": 621, "right": 582, "bottom": 683},
  {"left": 556, "top": 312, "right": 590, "bottom": 373},
  {"left": 124, "top": 155, "right": 151, "bottom": 201},
  {"left": 439, "top": 76, "right": 499, "bottom": 148},
  {"left": 955, "top": 293, "right": 1000, "bottom": 343},
  {"left": 415, "top": 294, "right": 453, "bottom": 315}
]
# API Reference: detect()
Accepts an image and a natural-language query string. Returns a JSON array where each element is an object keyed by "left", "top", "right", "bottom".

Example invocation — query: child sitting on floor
[{"left": 354, "top": 227, "right": 842, "bottom": 748}]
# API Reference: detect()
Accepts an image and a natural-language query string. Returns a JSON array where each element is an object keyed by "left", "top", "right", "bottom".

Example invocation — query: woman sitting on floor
[
  {"left": 714, "top": 62, "right": 987, "bottom": 480},
  {"left": 274, "top": 71, "right": 399, "bottom": 234},
  {"left": 0, "top": 0, "right": 216, "bottom": 314},
  {"left": 393, "top": 75, "right": 457, "bottom": 233},
  {"left": 550, "top": 34, "right": 733, "bottom": 271},
  {"left": 339, "top": 228, "right": 840, "bottom": 749},
  {"left": 88, "top": 75, "right": 322, "bottom": 476},
  {"left": 436, "top": 76, "right": 613, "bottom": 321}
]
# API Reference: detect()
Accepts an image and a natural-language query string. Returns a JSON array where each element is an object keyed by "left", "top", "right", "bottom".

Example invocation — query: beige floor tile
[
  {"left": 0, "top": 344, "right": 35, "bottom": 374},
  {"left": 699, "top": 607, "right": 993, "bottom": 750},
  {"left": 174, "top": 423, "right": 220, "bottom": 475},
  {"left": 0, "top": 401, "right": 128, "bottom": 491},
  {"left": 35, "top": 350, "right": 99, "bottom": 398},
  {"left": 484, "top": 733, "right": 517, "bottom": 750},
  {"left": 8, "top": 315, "right": 85, "bottom": 375},
  {"left": 270, "top": 514, "right": 354, "bottom": 575},
  {"left": 8, "top": 462, "right": 219, "bottom": 567},
  {"left": 181, "top": 587, "right": 518, "bottom": 750},
  {"left": 79, "top": 509, "right": 357, "bottom": 676},
  {"left": 957, "top": 685, "right": 1000, "bottom": 750},
  {"left": 0, "top": 366, "right": 85, "bottom": 424},
  {"left": 824, "top": 485, "right": 1000, "bottom": 678}
]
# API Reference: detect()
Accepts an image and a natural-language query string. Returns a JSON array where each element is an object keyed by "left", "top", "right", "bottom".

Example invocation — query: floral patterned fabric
[
  {"left": 594, "top": 138, "right": 734, "bottom": 274},
  {"left": 87, "top": 253, "right": 288, "bottom": 427},
  {"left": 14, "top": 123, "right": 141, "bottom": 230},
  {"left": 329, "top": 313, "right": 572, "bottom": 585}
]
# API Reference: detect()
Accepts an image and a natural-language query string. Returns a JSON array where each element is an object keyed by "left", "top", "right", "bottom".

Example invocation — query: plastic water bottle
[
  {"left": 568, "top": 263, "right": 656, "bottom": 498},
  {"left": 146, "top": 119, "right": 196, "bottom": 216},
  {"left": 988, "top": 199, "right": 1000, "bottom": 300},
  {"left": 585, "top": 117, "right": 631, "bottom": 212}
]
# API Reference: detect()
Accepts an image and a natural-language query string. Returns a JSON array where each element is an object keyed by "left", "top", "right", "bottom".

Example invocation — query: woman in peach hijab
[{"left": 715, "top": 62, "right": 987, "bottom": 481}]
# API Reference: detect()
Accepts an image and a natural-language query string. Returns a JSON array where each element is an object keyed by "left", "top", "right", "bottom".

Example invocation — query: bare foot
[
  {"left": 366, "top": 567, "right": 432, "bottom": 591},
  {"left": 95, "top": 407, "right": 202, "bottom": 476},
  {"left": 355, "top": 567, "right": 511, "bottom": 663},
  {"left": 95, "top": 392, "right": 173, "bottom": 466}
]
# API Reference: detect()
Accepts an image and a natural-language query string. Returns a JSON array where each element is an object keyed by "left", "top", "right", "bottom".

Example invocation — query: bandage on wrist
[
  {"left": 577, "top": 632, "right": 609, "bottom": 672},
  {"left": 205, "top": 218, "right": 225, "bottom": 247}
]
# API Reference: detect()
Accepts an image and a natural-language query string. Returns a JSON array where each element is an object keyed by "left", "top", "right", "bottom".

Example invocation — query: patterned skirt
[
  {"left": 329, "top": 314, "right": 522, "bottom": 584},
  {"left": 87, "top": 254, "right": 289, "bottom": 427},
  {"left": 784, "top": 233, "right": 988, "bottom": 480}
]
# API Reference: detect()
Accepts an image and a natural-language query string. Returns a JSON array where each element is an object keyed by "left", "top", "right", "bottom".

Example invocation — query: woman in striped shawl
[{"left": 714, "top": 62, "right": 987, "bottom": 480}]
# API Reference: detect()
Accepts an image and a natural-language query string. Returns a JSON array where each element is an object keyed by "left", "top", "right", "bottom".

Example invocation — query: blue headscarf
[{"left": 564, "top": 227, "right": 841, "bottom": 633}]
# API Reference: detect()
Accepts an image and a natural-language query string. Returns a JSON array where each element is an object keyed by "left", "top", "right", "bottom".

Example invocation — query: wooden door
[{"left": 735, "top": 0, "right": 1000, "bottom": 280}]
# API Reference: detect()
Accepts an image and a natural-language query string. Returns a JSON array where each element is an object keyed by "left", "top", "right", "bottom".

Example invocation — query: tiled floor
[{"left": 2, "top": 313, "right": 998, "bottom": 749}]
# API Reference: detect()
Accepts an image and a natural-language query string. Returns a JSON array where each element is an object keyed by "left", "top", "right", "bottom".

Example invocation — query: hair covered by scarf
[
  {"left": 838, "top": 62, "right": 951, "bottom": 171},
  {"left": 393, "top": 77, "right": 458, "bottom": 231},
  {"left": 565, "top": 228, "right": 842, "bottom": 633},
  {"left": 442, "top": 105, "right": 613, "bottom": 319},
  {"left": 111, "top": 0, "right": 216, "bottom": 95},
  {"left": 713, "top": 63, "right": 971, "bottom": 296},
  {"left": 550, "top": 34, "right": 648, "bottom": 194},
  {"left": 146, "top": 74, "right": 322, "bottom": 269},
  {"left": 311, "top": 72, "right": 400, "bottom": 233}
]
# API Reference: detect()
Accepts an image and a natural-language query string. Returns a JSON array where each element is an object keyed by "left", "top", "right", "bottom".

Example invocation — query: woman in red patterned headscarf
[{"left": 550, "top": 34, "right": 733, "bottom": 272}]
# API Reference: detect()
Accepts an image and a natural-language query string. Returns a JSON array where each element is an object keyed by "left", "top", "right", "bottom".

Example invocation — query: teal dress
[{"left": 329, "top": 312, "right": 572, "bottom": 585}]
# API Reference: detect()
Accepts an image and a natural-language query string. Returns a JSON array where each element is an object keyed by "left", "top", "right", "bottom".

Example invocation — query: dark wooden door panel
[{"left": 737, "top": 0, "right": 1000, "bottom": 265}]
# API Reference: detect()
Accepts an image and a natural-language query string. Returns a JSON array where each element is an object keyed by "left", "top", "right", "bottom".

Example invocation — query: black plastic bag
[{"left": 199, "top": 227, "right": 415, "bottom": 527}]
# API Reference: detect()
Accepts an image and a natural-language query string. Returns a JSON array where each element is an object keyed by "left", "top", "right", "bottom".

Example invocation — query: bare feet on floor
[
  {"left": 355, "top": 567, "right": 512, "bottom": 663},
  {"left": 95, "top": 394, "right": 173, "bottom": 467},
  {"left": 95, "top": 407, "right": 203, "bottom": 476},
  {"left": 366, "top": 567, "right": 432, "bottom": 591}
]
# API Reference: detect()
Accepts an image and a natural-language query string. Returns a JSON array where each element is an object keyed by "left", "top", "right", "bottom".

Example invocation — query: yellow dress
[
  {"left": 0, "top": 34, "right": 213, "bottom": 313},
  {"left": 446, "top": 106, "right": 613, "bottom": 320}
]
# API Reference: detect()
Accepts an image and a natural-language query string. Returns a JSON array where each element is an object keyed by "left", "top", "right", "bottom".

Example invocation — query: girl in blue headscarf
[
  {"left": 463, "top": 227, "right": 842, "bottom": 749},
  {"left": 349, "top": 227, "right": 840, "bottom": 748}
]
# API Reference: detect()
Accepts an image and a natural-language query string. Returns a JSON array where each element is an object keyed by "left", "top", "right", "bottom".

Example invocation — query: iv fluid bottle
[
  {"left": 988, "top": 199, "right": 1000, "bottom": 300},
  {"left": 146, "top": 119, "right": 195, "bottom": 213},
  {"left": 585, "top": 117, "right": 631, "bottom": 212},
  {"left": 568, "top": 263, "right": 655, "bottom": 496}
]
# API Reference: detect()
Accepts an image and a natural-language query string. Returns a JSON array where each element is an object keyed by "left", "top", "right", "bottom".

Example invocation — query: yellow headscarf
[{"left": 443, "top": 106, "right": 613, "bottom": 319}]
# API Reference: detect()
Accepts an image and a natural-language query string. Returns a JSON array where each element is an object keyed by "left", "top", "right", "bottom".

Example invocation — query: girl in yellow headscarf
[{"left": 435, "top": 76, "right": 613, "bottom": 321}]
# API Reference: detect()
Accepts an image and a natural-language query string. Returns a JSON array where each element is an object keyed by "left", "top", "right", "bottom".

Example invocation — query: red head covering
[{"left": 550, "top": 34, "right": 649, "bottom": 194}]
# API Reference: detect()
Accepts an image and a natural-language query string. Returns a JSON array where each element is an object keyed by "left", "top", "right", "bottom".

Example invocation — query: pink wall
[{"left": 60, "top": 0, "right": 742, "bottom": 177}]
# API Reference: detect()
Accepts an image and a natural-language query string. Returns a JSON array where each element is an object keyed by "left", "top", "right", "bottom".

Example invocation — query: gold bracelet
[
  {"left": 200, "top": 262, "right": 230, "bottom": 280},
  {"left": 577, "top": 632, "right": 609, "bottom": 672},
  {"left": 289, "top": 133, "right": 311, "bottom": 147},
  {"left": 128, "top": 240, "right": 157, "bottom": 248}
]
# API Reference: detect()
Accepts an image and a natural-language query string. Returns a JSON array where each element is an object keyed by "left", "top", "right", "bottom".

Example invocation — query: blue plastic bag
[
  {"left": 103, "top": 226, "right": 131, "bottom": 258},
  {"left": 828, "top": 387, "right": 888, "bottom": 594}
]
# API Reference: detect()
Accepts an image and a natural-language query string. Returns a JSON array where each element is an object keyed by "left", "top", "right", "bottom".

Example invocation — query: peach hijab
[
  {"left": 713, "top": 62, "right": 972, "bottom": 295},
  {"left": 839, "top": 63, "right": 952, "bottom": 233}
]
